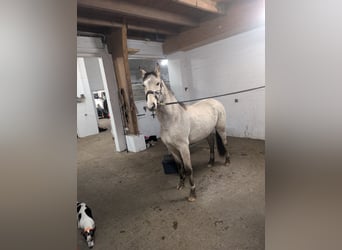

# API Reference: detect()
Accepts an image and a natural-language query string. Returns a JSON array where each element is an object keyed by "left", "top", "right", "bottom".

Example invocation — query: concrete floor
[{"left": 78, "top": 119, "right": 265, "bottom": 250}]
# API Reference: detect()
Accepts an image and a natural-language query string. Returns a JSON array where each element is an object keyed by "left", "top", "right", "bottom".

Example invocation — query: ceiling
[{"left": 77, "top": 0, "right": 233, "bottom": 42}]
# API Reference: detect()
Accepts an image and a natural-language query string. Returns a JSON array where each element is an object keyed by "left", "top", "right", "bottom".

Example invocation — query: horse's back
[
  {"left": 188, "top": 99, "right": 226, "bottom": 119},
  {"left": 191, "top": 98, "right": 225, "bottom": 111}
]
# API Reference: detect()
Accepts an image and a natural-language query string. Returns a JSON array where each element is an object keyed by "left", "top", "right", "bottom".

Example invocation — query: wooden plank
[
  {"left": 127, "top": 24, "right": 177, "bottom": 36},
  {"left": 78, "top": 17, "right": 122, "bottom": 28},
  {"left": 107, "top": 27, "right": 139, "bottom": 135},
  {"left": 128, "top": 48, "right": 140, "bottom": 55},
  {"left": 77, "top": 17, "right": 177, "bottom": 35},
  {"left": 78, "top": 0, "right": 198, "bottom": 27},
  {"left": 163, "top": 0, "right": 265, "bottom": 54},
  {"left": 173, "top": 0, "right": 224, "bottom": 14}
]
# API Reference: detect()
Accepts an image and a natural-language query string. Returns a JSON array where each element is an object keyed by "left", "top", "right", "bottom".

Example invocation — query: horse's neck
[
  {"left": 162, "top": 84, "right": 178, "bottom": 104},
  {"left": 157, "top": 84, "right": 184, "bottom": 124}
]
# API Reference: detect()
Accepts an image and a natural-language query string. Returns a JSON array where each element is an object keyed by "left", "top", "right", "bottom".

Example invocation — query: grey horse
[{"left": 141, "top": 64, "right": 230, "bottom": 201}]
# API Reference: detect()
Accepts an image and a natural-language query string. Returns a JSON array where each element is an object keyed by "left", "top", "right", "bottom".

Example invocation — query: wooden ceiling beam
[
  {"left": 78, "top": 0, "right": 198, "bottom": 27},
  {"left": 128, "top": 24, "right": 176, "bottom": 36},
  {"left": 78, "top": 17, "right": 121, "bottom": 28},
  {"left": 173, "top": 0, "right": 224, "bottom": 14},
  {"left": 78, "top": 17, "right": 177, "bottom": 35},
  {"left": 163, "top": 0, "right": 264, "bottom": 54}
]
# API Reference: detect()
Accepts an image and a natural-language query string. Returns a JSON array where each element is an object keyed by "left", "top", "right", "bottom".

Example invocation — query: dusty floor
[{"left": 78, "top": 119, "right": 265, "bottom": 250}]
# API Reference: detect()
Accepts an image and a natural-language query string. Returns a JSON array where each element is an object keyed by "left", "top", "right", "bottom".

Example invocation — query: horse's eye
[{"left": 156, "top": 82, "right": 160, "bottom": 86}]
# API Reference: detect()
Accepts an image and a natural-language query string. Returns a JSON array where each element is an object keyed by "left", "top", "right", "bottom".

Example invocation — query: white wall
[
  {"left": 135, "top": 101, "right": 161, "bottom": 138},
  {"left": 77, "top": 58, "right": 99, "bottom": 137},
  {"left": 77, "top": 36, "right": 105, "bottom": 54},
  {"left": 84, "top": 57, "right": 105, "bottom": 91},
  {"left": 127, "top": 40, "right": 164, "bottom": 59},
  {"left": 99, "top": 56, "right": 127, "bottom": 152},
  {"left": 167, "top": 27, "right": 265, "bottom": 139}
]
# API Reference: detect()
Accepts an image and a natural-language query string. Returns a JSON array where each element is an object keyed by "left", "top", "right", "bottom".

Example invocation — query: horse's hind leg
[
  {"left": 179, "top": 145, "right": 196, "bottom": 202},
  {"left": 224, "top": 134, "right": 231, "bottom": 165},
  {"left": 226, "top": 150, "right": 230, "bottom": 165},
  {"left": 207, "top": 133, "right": 215, "bottom": 167}
]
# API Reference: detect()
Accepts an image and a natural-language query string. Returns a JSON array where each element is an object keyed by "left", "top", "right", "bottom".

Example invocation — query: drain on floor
[
  {"left": 173, "top": 221, "right": 178, "bottom": 230},
  {"left": 214, "top": 220, "right": 223, "bottom": 226}
]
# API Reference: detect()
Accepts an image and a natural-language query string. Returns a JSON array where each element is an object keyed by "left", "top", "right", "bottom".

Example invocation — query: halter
[
  {"left": 84, "top": 227, "right": 94, "bottom": 234},
  {"left": 145, "top": 81, "right": 164, "bottom": 105}
]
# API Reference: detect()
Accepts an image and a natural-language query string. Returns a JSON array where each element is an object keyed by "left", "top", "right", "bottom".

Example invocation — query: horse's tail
[{"left": 215, "top": 131, "right": 227, "bottom": 156}]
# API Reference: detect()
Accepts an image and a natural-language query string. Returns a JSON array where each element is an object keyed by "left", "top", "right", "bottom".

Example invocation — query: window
[{"left": 128, "top": 59, "right": 170, "bottom": 101}]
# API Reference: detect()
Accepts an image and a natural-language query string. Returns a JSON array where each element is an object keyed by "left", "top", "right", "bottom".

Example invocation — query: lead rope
[{"left": 159, "top": 85, "right": 265, "bottom": 106}]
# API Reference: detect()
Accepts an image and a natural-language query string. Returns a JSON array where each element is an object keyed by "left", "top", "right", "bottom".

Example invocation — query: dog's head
[{"left": 81, "top": 227, "right": 96, "bottom": 248}]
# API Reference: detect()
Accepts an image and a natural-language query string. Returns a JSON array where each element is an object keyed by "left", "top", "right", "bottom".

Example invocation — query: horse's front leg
[
  {"left": 180, "top": 146, "right": 196, "bottom": 202},
  {"left": 177, "top": 163, "right": 186, "bottom": 190},
  {"left": 170, "top": 152, "right": 185, "bottom": 190}
]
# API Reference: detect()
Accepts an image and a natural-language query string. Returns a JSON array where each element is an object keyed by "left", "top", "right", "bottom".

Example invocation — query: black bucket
[{"left": 162, "top": 154, "right": 178, "bottom": 174}]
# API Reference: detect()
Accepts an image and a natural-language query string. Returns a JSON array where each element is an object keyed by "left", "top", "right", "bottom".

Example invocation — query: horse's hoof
[
  {"left": 187, "top": 196, "right": 196, "bottom": 202},
  {"left": 225, "top": 158, "right": 231, "bottom": 166},
  {"left": 208, "top": 160, "right": 214, "bottom": 168}
]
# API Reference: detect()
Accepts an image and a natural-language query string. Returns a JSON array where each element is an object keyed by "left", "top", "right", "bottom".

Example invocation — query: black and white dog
[{"left": 77, "top": 202, "right": 96, "bottom": 248}]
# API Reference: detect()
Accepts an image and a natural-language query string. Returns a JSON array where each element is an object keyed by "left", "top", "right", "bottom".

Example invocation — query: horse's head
[{"left": 140, "top": 63, "right": 164, "bottom": 111}]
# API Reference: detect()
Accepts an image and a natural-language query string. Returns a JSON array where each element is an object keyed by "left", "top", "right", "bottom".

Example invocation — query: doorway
[{"left": 77, "top": 55, "right": 126, "bottom": 152}]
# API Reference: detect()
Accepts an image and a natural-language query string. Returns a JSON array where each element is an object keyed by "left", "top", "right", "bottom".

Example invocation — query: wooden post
[{"left": 107, "top": 26, "right": 139, "bottom": 135}]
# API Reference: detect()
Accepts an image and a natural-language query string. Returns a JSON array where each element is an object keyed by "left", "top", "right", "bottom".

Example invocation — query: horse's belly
[
  {"left": 188, "top": 117, "right": 217, "bottom": 143},
  {"left": 189, "top": 124, "right": 215, "bottom": 143},
  {"left": 187, "top": 101, "right": 222, "bottom": 143}
]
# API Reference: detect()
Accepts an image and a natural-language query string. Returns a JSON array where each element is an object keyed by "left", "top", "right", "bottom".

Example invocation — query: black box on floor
[{"left": 162, "top": 154, "right": 178, "bottom": 174}]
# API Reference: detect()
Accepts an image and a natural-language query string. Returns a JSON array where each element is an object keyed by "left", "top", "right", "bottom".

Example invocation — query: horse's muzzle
[{"left": 148, "top": 102, "right": 156, "bottom": 111}]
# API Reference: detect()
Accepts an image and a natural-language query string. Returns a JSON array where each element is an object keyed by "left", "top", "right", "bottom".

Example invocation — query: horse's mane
[
  {"left": 164, "top": 83, "right": 187, "bottom": 110},
  {"left": 174, "top": 99, "right": 187, "bottom": 109}
]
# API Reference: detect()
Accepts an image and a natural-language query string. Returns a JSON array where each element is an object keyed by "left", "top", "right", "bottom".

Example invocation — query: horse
[{"left": 140, "top": 63, "right": 230, "bottom": 202}]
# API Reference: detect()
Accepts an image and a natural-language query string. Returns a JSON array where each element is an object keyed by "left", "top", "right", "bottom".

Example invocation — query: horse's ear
[
  {"left": 155, "top": 63, "right": 161, "bottom": 77},
  {"left": 139, "top": 66, "right": 146, "bottom": 78}
]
